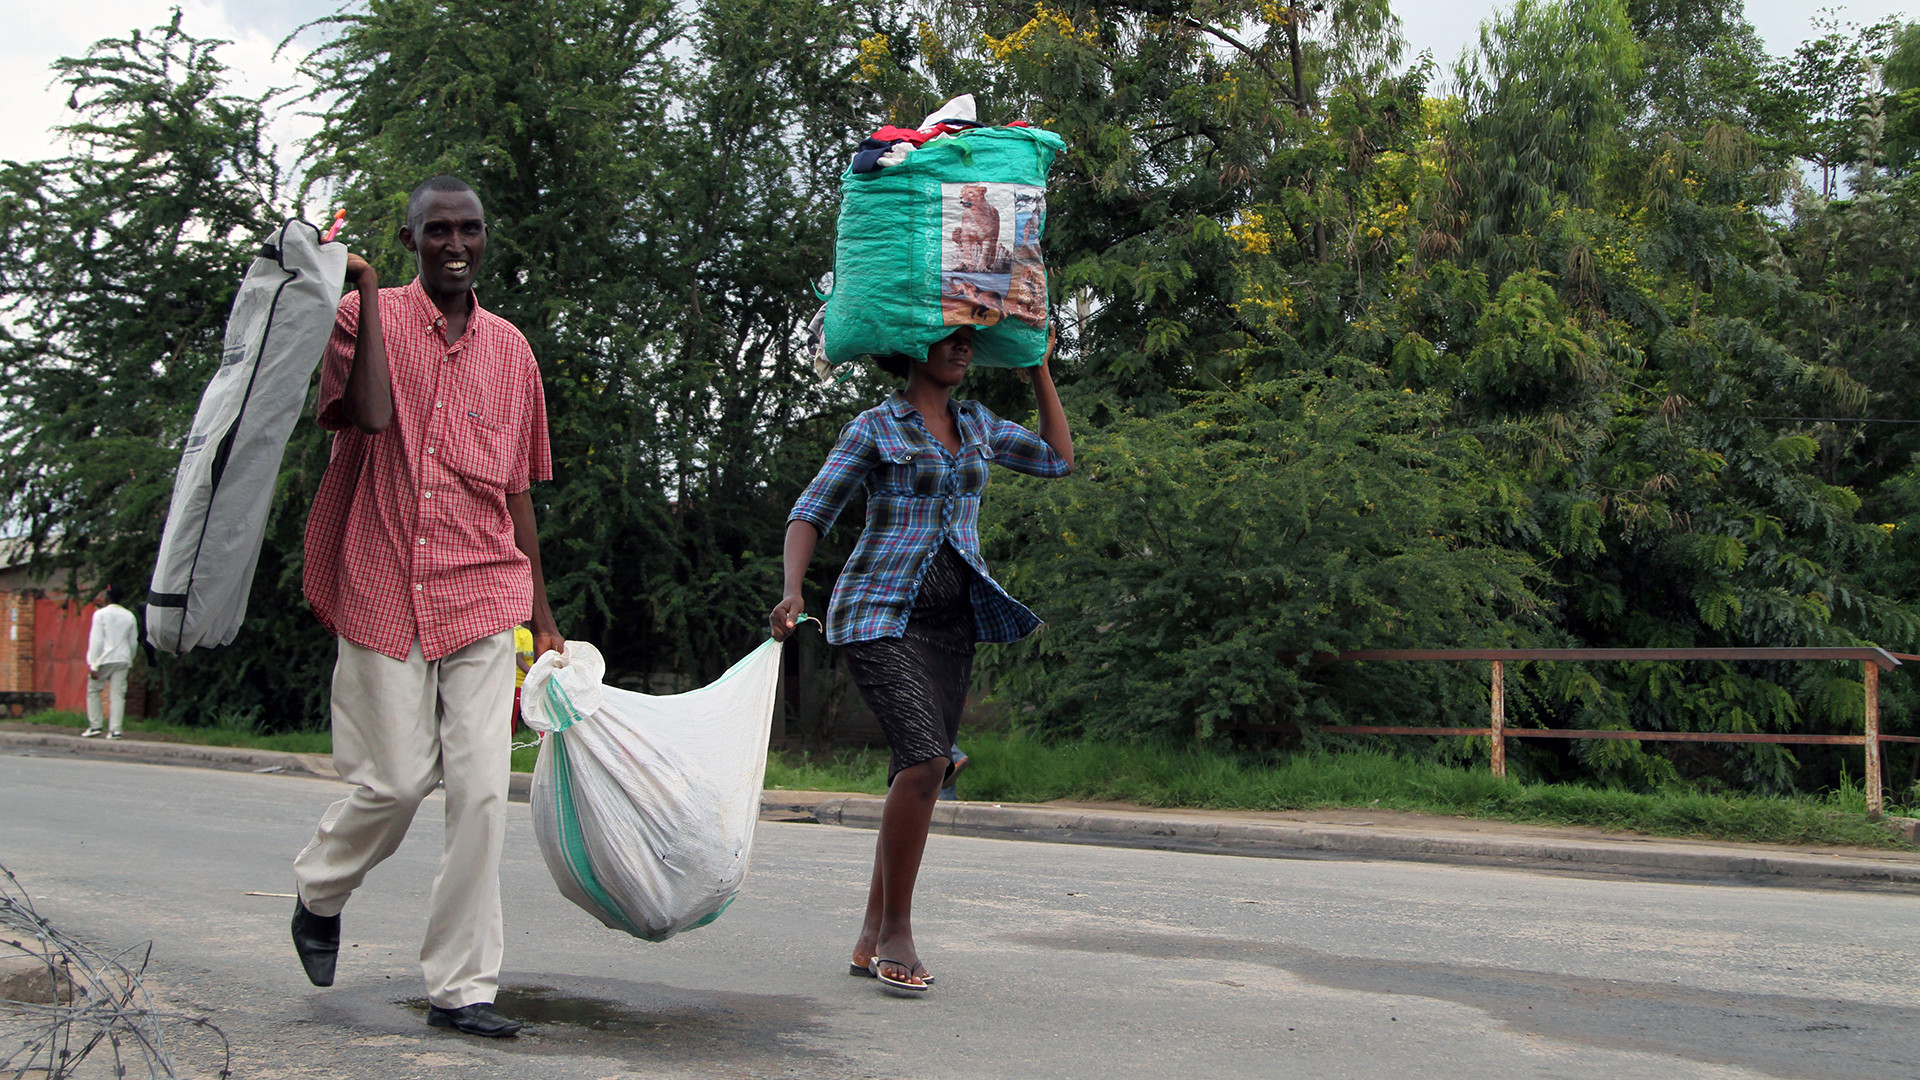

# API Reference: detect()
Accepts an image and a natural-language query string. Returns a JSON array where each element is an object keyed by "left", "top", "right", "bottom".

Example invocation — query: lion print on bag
[{"left": 941, "top": 183, "right": 1046, "bottom": 329}]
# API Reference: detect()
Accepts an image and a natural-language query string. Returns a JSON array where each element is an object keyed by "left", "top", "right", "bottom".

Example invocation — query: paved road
[{"left": 2, "top": 755, "right": 1916, "bottom": 1080}]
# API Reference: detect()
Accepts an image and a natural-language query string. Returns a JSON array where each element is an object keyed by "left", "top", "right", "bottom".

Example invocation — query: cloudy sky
[{"left": 3, "top": 0, "right": 1914, "bottom": 168}]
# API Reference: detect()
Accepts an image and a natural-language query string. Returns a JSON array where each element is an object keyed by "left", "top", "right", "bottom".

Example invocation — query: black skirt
[{"left": 841, "top": 544, "right": 977, "bottom": 785}]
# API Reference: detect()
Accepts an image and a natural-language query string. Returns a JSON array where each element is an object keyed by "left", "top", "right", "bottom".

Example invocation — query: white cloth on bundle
[
  {"left": 520, "top": 639, "right": 781, "bottom": 941},
  {"left": 919, "top": 93, "right": 977, "bottom": 129}
]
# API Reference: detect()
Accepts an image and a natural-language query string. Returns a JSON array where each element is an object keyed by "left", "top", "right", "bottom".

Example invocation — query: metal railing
[{"left": 1324, "top": 648, "right": 1919, "bottom": 814}]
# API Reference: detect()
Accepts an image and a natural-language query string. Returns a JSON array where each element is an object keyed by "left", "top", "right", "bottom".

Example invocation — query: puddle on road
[{"left": 495, "top": 985, "right": 654, "bottom": 1033}]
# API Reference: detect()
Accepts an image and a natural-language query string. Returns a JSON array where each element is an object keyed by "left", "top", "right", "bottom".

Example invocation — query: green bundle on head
[{"left": 822, "top": 125, "right": 1066, "bottom": 371}]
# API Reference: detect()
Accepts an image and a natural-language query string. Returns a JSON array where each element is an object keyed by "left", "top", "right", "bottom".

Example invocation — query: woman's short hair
[{"left": 874, "top": 353, "right": 913, "bottom": 378}]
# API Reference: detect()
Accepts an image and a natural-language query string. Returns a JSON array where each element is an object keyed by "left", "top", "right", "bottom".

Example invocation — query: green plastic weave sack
[{"left": 823, "top": 126, "right": 1066, "bottom": 370}]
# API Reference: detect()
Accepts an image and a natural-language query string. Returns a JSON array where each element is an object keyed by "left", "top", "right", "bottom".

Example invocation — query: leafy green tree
[
  {"left": 1451, "top": 2, "right": 1916, "bottom": 789},
  {"left": 1620, "top": 0, "right": 1769, "bottom": 137},
  {"left": 981, "top": 373, "right": 1546, "bottom": 742},
  {"left": 965, "top": 0, "right": 1920, "bottom": 790},
  {"left": 1870, "top": 21, "right": 1920, "bottom": 174},
  {"left": 1753, "top": 11, "right": 1901, "bottom": 196},
  {"left": 1455, "top": 0, "right": 1640, "bottom": 277}
]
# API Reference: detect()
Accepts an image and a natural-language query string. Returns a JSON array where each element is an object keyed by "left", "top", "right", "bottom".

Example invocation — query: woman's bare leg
[
  {"left": 852, "top": 756, "right": 947, "bottom": 983},
  {"left": 852, "top": 849, "right": 882, "bottom": 967}
]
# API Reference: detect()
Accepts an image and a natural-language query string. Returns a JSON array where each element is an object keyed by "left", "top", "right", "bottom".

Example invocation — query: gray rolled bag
[{"left": 148, "top": 221, "right": 347, "bottom": 653}]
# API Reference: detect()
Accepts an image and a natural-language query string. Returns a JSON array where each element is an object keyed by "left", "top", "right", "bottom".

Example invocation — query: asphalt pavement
[{"left": 3, "top": 754, "right": 1918, "bottom": 1079}]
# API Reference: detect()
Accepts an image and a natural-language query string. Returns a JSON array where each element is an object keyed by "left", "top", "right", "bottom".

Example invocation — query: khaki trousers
[
  {"left": 293, "top": 631, "right": 514, "bottom": 1008},
  {"left": 85, "top": 663, "right": 129, "bottom": 734}
]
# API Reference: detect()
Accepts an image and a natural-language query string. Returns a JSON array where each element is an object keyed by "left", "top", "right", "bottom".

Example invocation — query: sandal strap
[{"left": 871, "top": 957, "right": 925, "bottom": 982}]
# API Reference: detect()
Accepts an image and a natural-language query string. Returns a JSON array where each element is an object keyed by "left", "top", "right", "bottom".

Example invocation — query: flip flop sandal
[
  {"left": 852, "top": 959, "right": 933, "bottom": 984},
  {"left": 868, "top": 957, "right": 932, "bottom": 996}
]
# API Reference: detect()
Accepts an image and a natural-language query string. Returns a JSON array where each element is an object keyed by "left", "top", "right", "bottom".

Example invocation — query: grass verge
[
  {"left": 10, "top": 714, "right": 1910, "bottom": 848},
  {"left": 768, "top": 731, "right": 1918, "bottom": 850},
  {"left": 764, "top": 747, "right": 890, "bottom": 795},
  {"left": 5, "top": 711, "right": 331, "bottom": 755}
]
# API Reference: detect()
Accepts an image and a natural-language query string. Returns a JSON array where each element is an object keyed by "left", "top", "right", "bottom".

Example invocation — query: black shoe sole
[{"left": 296, "top": 957, "right": 336, "bottom": 987}]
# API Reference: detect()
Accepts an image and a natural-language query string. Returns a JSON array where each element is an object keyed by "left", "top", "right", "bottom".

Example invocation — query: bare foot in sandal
[
  {"left": 851, "top": 945, "right": 933, "bottom": 984},
  {"left": 870, "top": 955, "right": 931, "bottom": 994}
]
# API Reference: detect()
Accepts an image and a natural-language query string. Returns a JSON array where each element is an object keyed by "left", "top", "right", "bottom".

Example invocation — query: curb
[
  {"left": 0, "top": 731, "right": 538, "bottom": 802},
  {"left": 814, "top": 797, "right": 1920, "bottom": 888},
  {"left": 0, "top": 730, "right": 340, "bottom": 781}
]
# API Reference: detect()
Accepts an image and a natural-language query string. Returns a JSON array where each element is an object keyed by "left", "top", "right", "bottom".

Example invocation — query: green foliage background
[{"left": 4, "top": 0, "right": 1920, "bottom": 799}]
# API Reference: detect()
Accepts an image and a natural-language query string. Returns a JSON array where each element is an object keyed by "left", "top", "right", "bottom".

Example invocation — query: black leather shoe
[
  {"left": 290, "top": 899, "right": 340, "bottom": 987},
  {"left": 427, "top": 1002, "right": 523, "bottom": 1038}
]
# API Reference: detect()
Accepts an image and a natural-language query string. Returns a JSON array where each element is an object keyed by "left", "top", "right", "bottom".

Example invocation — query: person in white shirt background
[{"left": 82, "top": 586, "right": 139, "bottom": 740}]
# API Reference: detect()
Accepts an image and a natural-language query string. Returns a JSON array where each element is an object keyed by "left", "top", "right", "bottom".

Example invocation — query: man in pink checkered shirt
[{"left": 290, "top": 175, "right": 560, "bottom": 1040}]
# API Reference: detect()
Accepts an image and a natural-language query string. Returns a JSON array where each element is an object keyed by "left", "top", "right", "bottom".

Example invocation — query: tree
[
  {"left": 1752, "top": 12, "right": 1901, "bottom": 196},
  {"left": 980, "top": 372, "right": 1545, "bottom": 742},
  {"left": 1455, "top": 0, "right": 1640, "bottom": 276},
  {"left": 1878, "top": 21, "right": 1920, "bottom": 171},
  {"left": 1620, "top": 0, "right": 1769, "bottom": 137}
]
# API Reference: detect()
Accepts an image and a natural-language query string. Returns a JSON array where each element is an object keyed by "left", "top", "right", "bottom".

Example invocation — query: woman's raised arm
[{"left": 1026, "top": 329, "right": 1073, "bottom": 470}]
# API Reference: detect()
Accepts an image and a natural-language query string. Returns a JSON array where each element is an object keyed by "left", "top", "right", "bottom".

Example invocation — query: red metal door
[{"left": 34, "top": 595, "right": 93, "bottom": 712}]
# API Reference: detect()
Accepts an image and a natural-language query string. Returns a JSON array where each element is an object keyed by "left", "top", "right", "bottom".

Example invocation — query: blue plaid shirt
[{"left": 790, "top": 392, "right": 1072, "bottom": 645}]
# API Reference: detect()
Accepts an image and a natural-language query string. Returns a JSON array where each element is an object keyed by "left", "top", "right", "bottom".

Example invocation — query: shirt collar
[
  {"left": 883, "top": 392, "right": 980, "bottom": 443},
  {"left": 402, "top": 277, "right": 482, "bottom": 340}
]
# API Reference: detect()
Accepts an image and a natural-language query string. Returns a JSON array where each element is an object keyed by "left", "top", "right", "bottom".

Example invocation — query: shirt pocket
[
  {"left": 445, "top": 406, "right": 515, "bottom": 490},
  {"left": 869, "top": 428, "right": 923, "bottom": 495}
]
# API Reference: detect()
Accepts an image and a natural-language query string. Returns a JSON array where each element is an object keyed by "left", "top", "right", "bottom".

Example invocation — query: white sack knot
[{"left": 521, "top": 640, "right": 607, "bottom": 731}]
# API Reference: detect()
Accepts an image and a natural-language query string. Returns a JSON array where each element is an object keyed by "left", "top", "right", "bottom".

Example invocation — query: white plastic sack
[
  {"left": 148, "top": 220, "right": 347, "bottom": 652},
  {"left": 521, "top": 639, "right": 781, "bottom": 941}
]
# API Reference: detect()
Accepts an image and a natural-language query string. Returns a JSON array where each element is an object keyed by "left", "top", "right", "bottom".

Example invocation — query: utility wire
[{"left": 1751, "top": 416, "right": 1920, "bottom": 425}]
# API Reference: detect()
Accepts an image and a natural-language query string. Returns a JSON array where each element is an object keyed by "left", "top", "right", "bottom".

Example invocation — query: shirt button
[
  {"left": 426, "top": 447, "right": 436, "bottom": 455},
  {"left": 423, "top": 492, "right": 433, "bottom": 500},
  {"left": 413, "top": 583, "right": 422, "bottom": 592},
  {"left": 417, "top": 538, "right": 427, "bottom": 546},
  {"left": 435, "top": 401, "right": 443, "bottom": 409}
]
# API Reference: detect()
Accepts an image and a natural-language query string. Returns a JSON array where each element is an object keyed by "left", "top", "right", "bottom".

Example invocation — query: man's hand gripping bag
[
  {"left": 822, "top": 126, "right": 1066, "bottom": 370},
  {"left": 521, "top": 640, "right": 780, "bottom": 941}
]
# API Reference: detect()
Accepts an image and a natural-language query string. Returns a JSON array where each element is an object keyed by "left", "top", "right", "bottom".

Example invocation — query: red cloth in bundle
[{"left": 869, "top": 121, "right": 989, "bottom": 145}]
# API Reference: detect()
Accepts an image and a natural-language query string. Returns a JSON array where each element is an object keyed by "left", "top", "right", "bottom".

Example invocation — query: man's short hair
[
  {"left": 104, "top": 585, "right": 123, "bottom": 605},
  {"left": 874, "top": 353, "right": 913, "bottom": 378},
  {"left": 406, "top": 175, "right": 483, "bottom": 228}
]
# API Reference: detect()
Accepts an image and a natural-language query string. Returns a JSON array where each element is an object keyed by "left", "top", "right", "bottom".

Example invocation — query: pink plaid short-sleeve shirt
[{"left": 302, "top": 278, "right": 552, "bottom": 661}]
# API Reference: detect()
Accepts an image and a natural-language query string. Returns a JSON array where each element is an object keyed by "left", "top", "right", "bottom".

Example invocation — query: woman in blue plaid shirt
[{"left": 770, "top": 325, "right": 1073, "bottom": 996}]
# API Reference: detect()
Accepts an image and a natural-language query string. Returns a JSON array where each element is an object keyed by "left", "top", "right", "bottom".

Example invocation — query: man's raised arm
[{"left": 341, "top": 253, "right": 394, "bottom": 434}]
